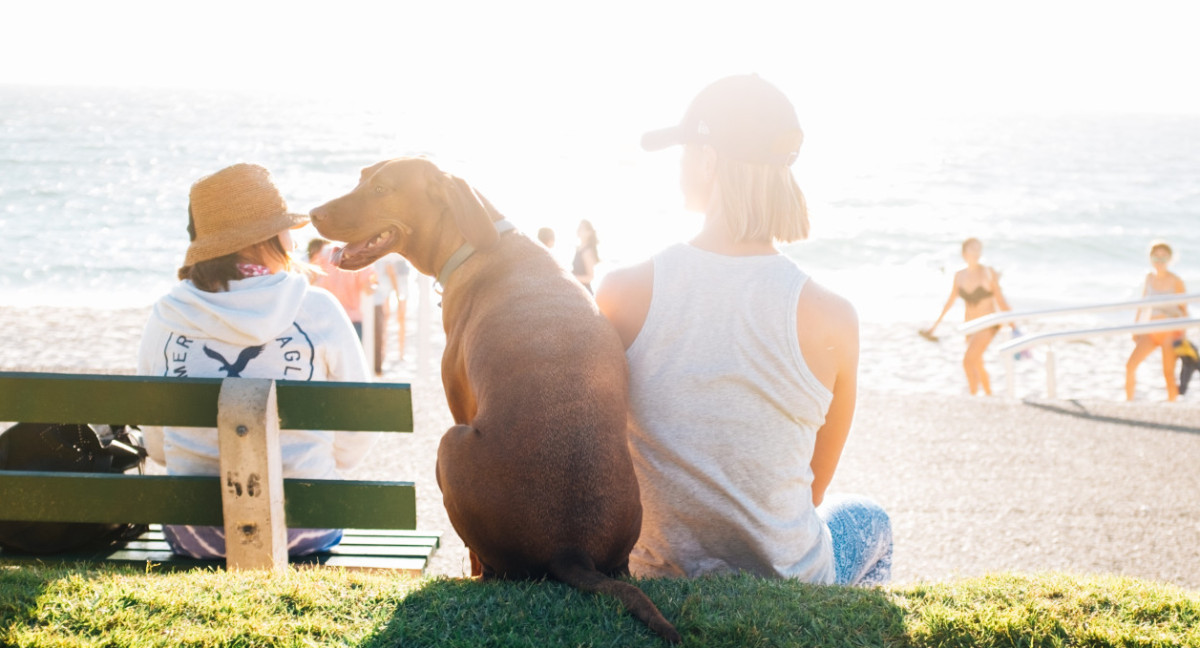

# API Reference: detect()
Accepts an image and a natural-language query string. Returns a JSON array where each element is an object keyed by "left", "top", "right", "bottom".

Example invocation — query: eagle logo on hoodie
[
  {"left": 202, "top": 344, "right": 265, "bottom": 377},
  {"left": 162, "top": 323, "right": 316, "bottom": 381}
]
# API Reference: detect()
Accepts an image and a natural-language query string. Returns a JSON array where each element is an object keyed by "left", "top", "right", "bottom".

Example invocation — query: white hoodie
[{"left": 138, "top": 272, "right": 377, "bottom": 480}]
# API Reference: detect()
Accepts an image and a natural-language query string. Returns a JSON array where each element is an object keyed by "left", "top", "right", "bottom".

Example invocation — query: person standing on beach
[
  {"left": 137, "top": 163, "right": 377, "bottom": 559},
  {"left": 371, "top": 253, "right": 409, "bottom": 375},
  {"left": 304, "top": 237, "right": 331, "bottom": 283},
  {"left": 572, "top": 219, "right": 600, "bottom": 292},
  {"left": 596, "top": 74, "right": 891, "bottom": 586},
  {"left": 1126, "top": 240, "right": 1188, "bottom": 401},
  {"left": 313, "top": 245, "right": 375, "bottom": 341},
  {"left": 921, "top": 238, "right": 1011, "bottom": 396}
]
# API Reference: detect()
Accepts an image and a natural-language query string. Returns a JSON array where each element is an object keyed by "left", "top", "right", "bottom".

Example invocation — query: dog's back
[
  {"left": 435, "top": 233, "right": 679, "bottom": 642},
  {"left": 437, "top": 233, "right": 641, "bottom": 572},
  {"left": 310, "top": 157, "right": 678, "bottom": 642}
]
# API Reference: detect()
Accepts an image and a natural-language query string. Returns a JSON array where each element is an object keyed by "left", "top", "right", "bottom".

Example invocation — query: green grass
[{"left": 1, "top": 565, "right": 1196, "bottom": 647}]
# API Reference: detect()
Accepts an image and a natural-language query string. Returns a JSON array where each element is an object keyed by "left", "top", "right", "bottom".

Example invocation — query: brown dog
[{"left": 310, "top": 157, "right": 679, "bottom": 643}]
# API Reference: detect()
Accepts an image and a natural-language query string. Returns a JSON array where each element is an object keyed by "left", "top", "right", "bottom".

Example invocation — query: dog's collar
[{"left": 436, "top": 219, "right": 516, "bottom": 290}]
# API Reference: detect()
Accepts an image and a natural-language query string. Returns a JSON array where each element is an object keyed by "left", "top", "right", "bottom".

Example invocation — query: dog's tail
[{"left": 548, "top": 548, "right": 681, "bottom": 644}]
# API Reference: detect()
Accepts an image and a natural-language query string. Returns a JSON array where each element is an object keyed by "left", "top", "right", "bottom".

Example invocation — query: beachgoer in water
[
  {"left": 138, "top": 163, "right": 377, "bottom": 559},
  {"left": 596, "top": 74, "right": 891, "bottom": 586},
  {"left": 1126, "top": 240, "right": 1188, "bottom": 401},
  {"left": 572, "top": 219, "right": 599, "bottom": 292},
  {"left": 921, "top": 237, "right": 1011, "bottom": 396}
]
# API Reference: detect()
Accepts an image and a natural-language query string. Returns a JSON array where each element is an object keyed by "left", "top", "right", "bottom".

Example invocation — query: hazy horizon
[{"left": 5, "top": 1, "right": 1200, "bottom": 119}]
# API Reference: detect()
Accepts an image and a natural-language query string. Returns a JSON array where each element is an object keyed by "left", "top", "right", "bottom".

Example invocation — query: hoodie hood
[{"left": 153, "top": 272, "right": 310, "bottom": 347}]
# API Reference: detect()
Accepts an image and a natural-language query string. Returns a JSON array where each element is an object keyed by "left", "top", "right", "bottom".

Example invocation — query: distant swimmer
[{"left": 920, "top": 237, "right": 1012, "bottom": 395}]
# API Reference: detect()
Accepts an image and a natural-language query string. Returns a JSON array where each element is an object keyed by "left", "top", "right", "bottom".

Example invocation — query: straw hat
[{"left": 183, "top": 163, "right": 309, "bottom": 266}]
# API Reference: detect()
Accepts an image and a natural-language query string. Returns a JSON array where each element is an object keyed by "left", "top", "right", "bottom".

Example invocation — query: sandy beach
[{"left": 2, "top": 293, "right": 1198, "bottom": 590}]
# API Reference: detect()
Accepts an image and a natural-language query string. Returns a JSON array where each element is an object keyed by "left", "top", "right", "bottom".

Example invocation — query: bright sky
[
  {"left": 5, "top": 0, "right": 1200, "bottom": 312},
  {"left": 5, "top": 0, "right": 1200, "bottom": 117}
]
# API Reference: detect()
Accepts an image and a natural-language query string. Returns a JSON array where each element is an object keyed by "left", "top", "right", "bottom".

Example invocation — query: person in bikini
[
  {"left": 1126, "top": 240, "right": 1188, "bottom": 401},
  {"left": 921, "top": 237, "right": 1011, "bottom": 395}
]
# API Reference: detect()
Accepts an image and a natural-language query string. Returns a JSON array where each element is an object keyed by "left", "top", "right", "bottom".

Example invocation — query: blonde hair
[
  {"left": 710, "top": 158, "right": 809, "bottom": 243},
  {"left": 1149, "top": 239, "right": 1173, "bottom": 257}
]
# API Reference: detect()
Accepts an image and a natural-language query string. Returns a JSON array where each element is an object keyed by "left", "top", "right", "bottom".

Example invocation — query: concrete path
[
  {"left": 379, "top": 387, "right": 1200, "bottom": 589},
  {"left": 837, "top": 392, "right": 1200, "bottom": 589}
]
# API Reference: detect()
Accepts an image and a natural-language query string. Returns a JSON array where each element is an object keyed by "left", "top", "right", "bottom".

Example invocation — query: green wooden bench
[{"left": 0, "top": 371, "right": 439, "bottom": 574}]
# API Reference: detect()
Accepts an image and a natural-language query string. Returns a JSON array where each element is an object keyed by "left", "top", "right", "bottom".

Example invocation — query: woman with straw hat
[
  {"left": 137, "top": 163, "right": 377, "bottom": 559},
  {"left": 597, "top": 75, "right": 891, "bottom": 586}
]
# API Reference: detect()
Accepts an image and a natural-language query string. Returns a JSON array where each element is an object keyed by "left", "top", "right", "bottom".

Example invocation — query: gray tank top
[{"left": 626, "top": 243, "right": 834, "bottom": 582}]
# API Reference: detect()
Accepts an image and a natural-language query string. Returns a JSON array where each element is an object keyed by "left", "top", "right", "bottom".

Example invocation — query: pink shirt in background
[{"left": 313, "top": 249, "right": 375, "bottom": 323}]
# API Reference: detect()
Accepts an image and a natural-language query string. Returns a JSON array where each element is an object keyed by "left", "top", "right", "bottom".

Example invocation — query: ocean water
[{"left": 3, "top": 84, "right": 1199, "bottom": 327}]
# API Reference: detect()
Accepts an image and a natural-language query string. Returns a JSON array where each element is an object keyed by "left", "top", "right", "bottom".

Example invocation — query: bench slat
[
  {"left": 0, "top": 372, "right": 413, "bottom": 432},
  {"left": 0, "top": 527, "right": 439, "bottom": 575},
  {"left": 130, "top": 528, "right": 441, "bottom": 547},
  {"left": 0, "top": 472, "right": 416, "bottom": 529}
]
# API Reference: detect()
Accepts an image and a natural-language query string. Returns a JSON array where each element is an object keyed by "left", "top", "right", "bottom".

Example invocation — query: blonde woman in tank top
[
  {"left": 596, "top": 75, "right": 891, "bottom": 586},
  {"left": 1126, "top": 240, "right": 1188, "bottom": 401}
]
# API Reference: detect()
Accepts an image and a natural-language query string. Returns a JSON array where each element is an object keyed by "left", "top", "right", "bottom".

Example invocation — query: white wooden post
[
  {"left": 417, "top": 274, "right": 433, "bottom": 381},
  {"left": 1045, "top": 346, "right": 1057, "bottom": 399},
  {"left": 217, "top": 378, "right": 287, "bottom": 571},
  {"left": 1005, "top": 354, "right": 1015, "bottom": 399},
  {"left": 362, "top": 282, "right": 376, "bottom": 375}
]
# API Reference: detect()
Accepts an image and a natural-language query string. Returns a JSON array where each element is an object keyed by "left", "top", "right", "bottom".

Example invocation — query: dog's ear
[
  {"left": 473, "top": 188, "right": 506, "bottom": 222},
  {"left": 442, "top": 174, "right": 500, "bottom": 250}
]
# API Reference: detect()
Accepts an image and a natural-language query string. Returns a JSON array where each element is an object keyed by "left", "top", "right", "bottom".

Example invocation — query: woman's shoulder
[
  {"left": 594, "top": 258, "right": 654, "bottom": 349},
  {"left": 795, "top": 279, "right": 858, "bottom": 388},
  {"left": 595, "top": 259, "right": 653, "bottom": 308},
  {"left": 796, "top": 279, "right": 857, "bottom": 332}
]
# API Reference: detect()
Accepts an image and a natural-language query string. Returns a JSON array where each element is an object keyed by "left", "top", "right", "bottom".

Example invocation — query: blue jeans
[
  {"left": 163, "top": 524, "right": 343, "bottom": 559},
  {"left": 816, "top": 494, "right": 893, "bottom": 586}
]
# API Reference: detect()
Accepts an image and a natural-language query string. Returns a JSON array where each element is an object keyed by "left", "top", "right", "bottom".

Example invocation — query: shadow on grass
[
  {"left": 1023, "top": 399, "right": 1200, "bottom": 436},
  {"left": 0, "top": 565, "right": 49, "bottom": 637},
  {"left": 361, "top": 574, "right": 908, "bottom": 648}
]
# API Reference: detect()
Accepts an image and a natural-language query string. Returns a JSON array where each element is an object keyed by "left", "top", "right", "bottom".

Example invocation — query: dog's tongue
[{"left": 331, "top": 240, "right": 373, "bottom": 270}]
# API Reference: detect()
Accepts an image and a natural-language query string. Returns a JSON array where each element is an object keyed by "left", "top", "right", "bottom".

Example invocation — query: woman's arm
[
  {"left": 988, "top": 267, "right": 1012, "bottom": 313},
  {"left": 595, "top": 260, "right": 654, "bottom": 350},
  {"left": 1177, "top": 274, "right": 1189, "bottom": 317},
  {"left": 1135, "top": 274, "right": 1151, "bottom": 323},
  {"left": 799, "top": 285, "right": 859, "bottom": 507},
  {"left": 136, "top": 316, "right": 168, "bottom": 466},
  {"left": 923, "top": 276, "right": 960, "bottom": 334}
]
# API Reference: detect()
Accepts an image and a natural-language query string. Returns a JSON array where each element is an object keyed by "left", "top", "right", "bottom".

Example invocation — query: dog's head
[{"left": 310, "top": 157, "right": 503, "bottom": 274}]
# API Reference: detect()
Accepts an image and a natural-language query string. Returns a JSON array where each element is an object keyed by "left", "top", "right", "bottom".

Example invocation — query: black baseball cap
[{"left": 641, "top": 74, "right": 803, "bottom": 166}]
